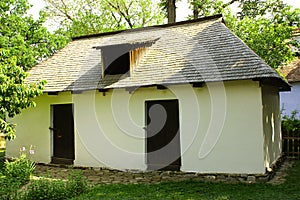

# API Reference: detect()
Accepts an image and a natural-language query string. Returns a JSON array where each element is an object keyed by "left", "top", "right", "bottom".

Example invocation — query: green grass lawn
[
  {"left": 72, "top": 161, "right": 300, "bottom": 200},
  {"left": 1, "top": 150, "right": 299, "bottom": 200}
]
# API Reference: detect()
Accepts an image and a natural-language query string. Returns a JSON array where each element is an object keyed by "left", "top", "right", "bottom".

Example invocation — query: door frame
[
  {"left": 50, "top": 103, "right": 75, "bottom": 165},
  {"left": 145, "top": 99, "right": 181, "bottom": 171}
]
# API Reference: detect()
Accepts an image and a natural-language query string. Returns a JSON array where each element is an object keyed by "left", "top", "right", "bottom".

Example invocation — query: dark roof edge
[
  {"left": 42, "top": 77, "right": 290, "bottom": 93},
  {"left": 72, "top": 14, "right": 223, "bottom": 41},
  {"left": 256, "top": 77, "right": 291, "bottom": 92}
]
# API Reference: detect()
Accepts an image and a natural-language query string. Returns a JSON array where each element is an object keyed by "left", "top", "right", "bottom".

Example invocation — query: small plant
[
  {"left": 282, "top": 110, "right": 300, "bottom": 132},
  {"left": 66, "top": 171, "right": 89, "bottom": 197},
  {"left": 0, "top": 176, "right": 22, "bottom": 200},
  {"left": 3, "top": 146, "right": 35, "bottom": 185},
  {"left": 21, "top": 178, "right": 66, "bottom": 200},
  {"left": 20, "top": 171, "right": 89, "bottom": 200}
]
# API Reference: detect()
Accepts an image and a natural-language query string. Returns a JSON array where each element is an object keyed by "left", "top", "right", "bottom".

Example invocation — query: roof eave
[{"left": 256, "top": 77, "right": 291, "bottom": 92}]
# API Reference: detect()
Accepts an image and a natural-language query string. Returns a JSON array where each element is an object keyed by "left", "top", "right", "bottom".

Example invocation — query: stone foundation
[{"left": 33, "top": 155, "right": 287, "bottom": 184}]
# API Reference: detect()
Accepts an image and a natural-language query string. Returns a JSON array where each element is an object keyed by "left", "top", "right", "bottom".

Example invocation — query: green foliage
[
  {"left": 187, "top": 0, "right": 227, "bottom": 18},
  {"left": 237, "top": 0, "right": 288, "bottom": 19},
  {"left": 0, "top": 0, "right": 69, "bottom": 139},
  {"left": 0, "top": 56, "right": 45, "bottom": 140},
  {"left": 3, "top": 151, "right": 35, "bottom": 185},
  {"left": 43, "top": 0, "right": 164, "bottom": 37},
  {"left": 0, "top": 176, "right": 22, "bottom": 200},
  {"left": 0, "top": 0, "right": 68, "bottom": 71},
  {"left": 66, "top": 171, "right": 89, "bottom": 197},
  {"left": 226, "top": 13, "right": 297, "bottom": 69},
  {"left": 21, "top": 172, "right": 89, "bottom": 200},
  {"left": 230, "top": 1, "right": 300, "bottom": 69},
  {"left": 0, "top": 147, "right": 35, "bottom": 199},
  {"left": 0, "top": 150, "right": 88, "bottom": 200},
  {"left": 21, "top": 178, "right": 67, "bottom": 200},
  {"left": 282, "top": 110, "right": 300, "bottom": 132}
]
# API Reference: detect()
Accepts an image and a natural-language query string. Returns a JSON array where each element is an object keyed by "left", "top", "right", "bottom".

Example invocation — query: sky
[{"left": 28, "top": 0, "right": 300, "bottom": 24}]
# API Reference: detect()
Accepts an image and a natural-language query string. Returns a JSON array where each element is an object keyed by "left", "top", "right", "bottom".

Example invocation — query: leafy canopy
[
  {"left": 0, "top": 0, "right": 68, "bottom": 140},
  {"left": 43, "top": 0, "right": 165, "bottom": 37},
  {"left": 227, "top": 1, "right": 300, "bottom": 69}
]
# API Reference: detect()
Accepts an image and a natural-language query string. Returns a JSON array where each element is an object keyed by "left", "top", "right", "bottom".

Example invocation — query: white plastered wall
[
  {"left": 261, "top": 85, "right": 282, "bottom": 170},
  {"left": 6, "top": 92, "right": 73, "bottom": 163},
  {"left": 7, "top": 80, "right": 266, "bottom": 174}
]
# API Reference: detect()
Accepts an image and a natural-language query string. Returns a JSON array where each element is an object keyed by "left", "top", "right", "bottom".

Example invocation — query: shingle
[
  {"left": 26, "top": 15, "right": 289, "bottom": 92},
  {"left": 278, "top": 58, "right": 300, "bottom": 82}
]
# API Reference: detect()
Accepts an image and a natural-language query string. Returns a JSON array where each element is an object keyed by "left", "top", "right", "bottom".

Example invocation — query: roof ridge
[{"left": 71, "top": 14, "right": 223, "bottom": 41}]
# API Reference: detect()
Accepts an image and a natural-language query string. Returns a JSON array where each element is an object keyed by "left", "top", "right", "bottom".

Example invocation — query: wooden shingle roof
[
  {"left": 27, "top": 15, "right": 290, "bottom": 92},
  {"left": 279, "top": 58, "right": 300, "bottom": 83}
]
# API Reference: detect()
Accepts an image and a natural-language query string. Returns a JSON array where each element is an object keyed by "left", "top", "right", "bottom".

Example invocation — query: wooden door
[
  {"left": 51, "top": 104, "right": 75, "bottom": 165},
  {"left": 146, "top": 100, "right": 181, "bottom": 170}
]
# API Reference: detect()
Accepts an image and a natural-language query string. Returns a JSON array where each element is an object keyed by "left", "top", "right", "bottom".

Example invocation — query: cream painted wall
[
  {"left": 7, "top": 80, "right": 266, "bottom": 174},
  {"left": 262, "top": 85, "right": 282, "bottom": 170},
  {"left": 179, "top": 81, "right": 265, "bottom": 173},
  {"left": 6, "top": 92, "right": 73, "bottom": 163}
]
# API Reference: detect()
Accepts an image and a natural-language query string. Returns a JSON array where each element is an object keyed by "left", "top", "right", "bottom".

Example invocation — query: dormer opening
[
  {"left": 104, "top": 52, "right": 130, "bottom": 75},
  {"left": 95, "top": 38, "right": 159, "bottom": 78}
]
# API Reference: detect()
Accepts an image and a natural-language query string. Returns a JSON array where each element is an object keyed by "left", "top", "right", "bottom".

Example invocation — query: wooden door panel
[
  {"left": 51, "top": 104, "right": 74, "bottom": 164},
  {"left": 146, "top": 100, "right": 181, "bottom": 171}
]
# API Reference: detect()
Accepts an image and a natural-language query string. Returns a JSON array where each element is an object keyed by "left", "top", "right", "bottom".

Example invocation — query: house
[
  {"left": 279, "top": 58, "right": 300, "bottom": 117},
  {"left": 7, "top": 15, "right": 290, "bottom": 175},
  {"left": 280, "top": 28, "right": 300, "bottom": 117}
]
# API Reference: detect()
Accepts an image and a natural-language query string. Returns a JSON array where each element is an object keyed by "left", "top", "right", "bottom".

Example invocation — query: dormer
[{"left": 94, "top": 39, "right": 158, "bottom": 78}]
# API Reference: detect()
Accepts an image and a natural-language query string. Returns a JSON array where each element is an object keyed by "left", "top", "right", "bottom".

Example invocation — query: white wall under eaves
[{"left": 7, "top": 80, "right": 266, "bottom": 174}]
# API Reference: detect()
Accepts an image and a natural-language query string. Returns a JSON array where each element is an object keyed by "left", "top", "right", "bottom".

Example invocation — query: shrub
[
  {"left": 21, "top": 178, "right": 67, "bottom": 200},
  {"left": 20, "top": 171, "right": 89, "bottom": 200},
  {"left": 66, "top": 171, "right": 89, "bottom": 197},
  {"left": 0, "top": 147, "right": 35, "bottom": 199},
  {"left": 3, "top": 153, "right": 35, "bottom": 185},
  {"left": 282, "top": 110, "right": 300, "bottom": 132},
  {"left": 0, "top": 176, "right": 22, "bottom": 200}
]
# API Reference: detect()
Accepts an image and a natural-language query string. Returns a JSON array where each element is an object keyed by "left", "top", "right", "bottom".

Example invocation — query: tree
[
  {"left": 159, "top": 0, "right": 178, "bottom": 23},
  {"left": 227, "top": 8, "right": 300, "bottom": 69},
  {"left": 0, "top": 0, "right": 68, "bottom": 140},
  {"left": 188, "top": 0, "right": 286, "bottom": 20},
  {"left": 43, "top": 0, "right": 165, "bottom": 37},
  {"left": 187, "top": 0, "right": 300, "bottom": 69},
  {"left": 188, "top": 0, "right": 228, "bottom": 19},
  {"left": 167, "top": 0, "right": 176, "bottom": 23}
]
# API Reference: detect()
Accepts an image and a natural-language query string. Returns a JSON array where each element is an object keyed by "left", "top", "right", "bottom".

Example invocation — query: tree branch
[
  {"left": 222, "top": 0, "right": 239, "bottom": 8},
  {"left": 60, "top": 0, "right": 73, "bottom": 21},
  {"left": 45, "top": 0, "right": 74, "bottom": 22},
  {"left": 105, "top": 1, "right": 133, "bottom": 28}
]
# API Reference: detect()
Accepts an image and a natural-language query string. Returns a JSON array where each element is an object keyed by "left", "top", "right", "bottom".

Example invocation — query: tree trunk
[
  {"left": 193, "top": 4, "right": 199, "bottom": 19},
  {"left": 193, "top": 0, "right": 199, "bottom": 19},
  {"left": 167, "top": 0, "right": 176, "bottom": 23}
]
